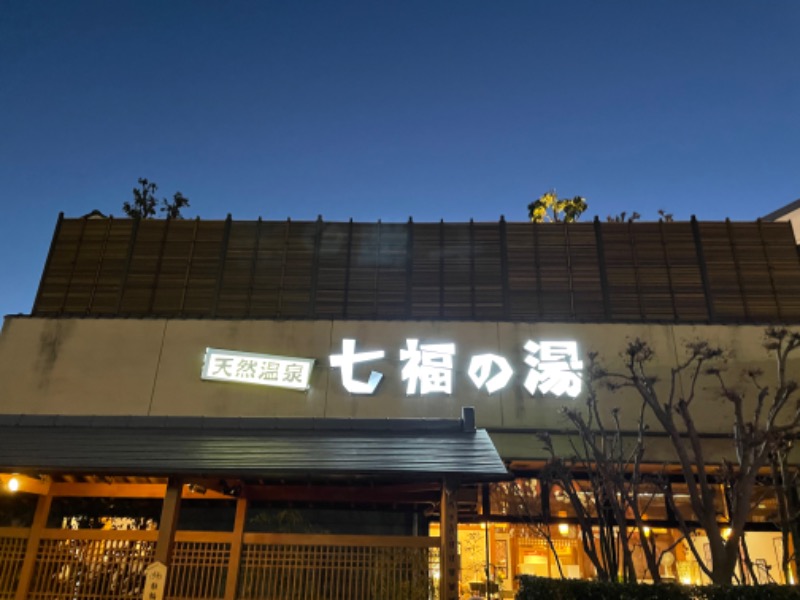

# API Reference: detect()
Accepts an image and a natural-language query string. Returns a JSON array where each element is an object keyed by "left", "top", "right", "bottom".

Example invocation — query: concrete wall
[{"left": 1, "top": 317, "right": 794, "bottom": 434}]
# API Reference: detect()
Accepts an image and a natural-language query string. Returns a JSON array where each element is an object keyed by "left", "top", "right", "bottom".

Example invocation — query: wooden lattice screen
[
  {"left": 239, "top": 537, "right": 438, "bottom": 600},
  {"left": 32, "top": 216, "right": 800, "bottom": 323},
  {"left": 167, "top": 541, "right": 230, "bottom": 599},
  {"left": 2, "top": 528, "right": 439, "bottom": 600},
  {"left": 27, "top": 534, "right": 156, "bottom": 600},
  {"left": 0, "top": 532, "right": 26, "bottom": 599}
]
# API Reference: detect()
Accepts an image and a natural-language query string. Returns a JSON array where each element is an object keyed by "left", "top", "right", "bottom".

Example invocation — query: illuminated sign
[
  {"left": 468, "top": 354, "right": 514, "bottom": 394},
  {"left": 202, "top": 348, "right": 314, "bottom": 390},
  {"left": 329, "top": 339, "right": 385, "bottom": 394},
  {"left": 400, "top": 339, "right": 456, "bottom": 394},
  {"left": 523, "top": 340, "right": 583, "bottom": 398},
  {"left": 329, "top": 339, "right": 584, "bottom": 398}
]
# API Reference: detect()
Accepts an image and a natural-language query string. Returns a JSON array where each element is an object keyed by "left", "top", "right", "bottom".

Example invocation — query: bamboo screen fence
[
  {"left": 32, "top": 216, "right": 800, "bottom": 323},
  {"left": 0, "top": 528, "right": 439, "bottom": 600}
]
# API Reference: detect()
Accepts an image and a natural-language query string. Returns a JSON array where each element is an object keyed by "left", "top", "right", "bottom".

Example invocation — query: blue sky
[{"left": 1, "top": 1, "right": 799, "bottom": 318}]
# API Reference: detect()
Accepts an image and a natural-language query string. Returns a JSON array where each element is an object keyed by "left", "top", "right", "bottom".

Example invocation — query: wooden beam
[
  {"left": 243, "top": 532, "right": 438, "bottom": 548},
  {"left": 42, "top": 529, "right": 158, "bottom": 541},
  {"left": 243, "top": 484, "right": 442, "bottom": 504},
  {"left": 439, "top": 478, "right": 459, "bottom": 600},
  {"left": 45, "top": 481, "right": 230, "bottom": 499},
  {"left": 14, "top": 492, "right": 52, "bottom": 600},
  {"left": 154, "top": 477, "right": 182, "bottom": 565},
  {"left": 49, "top": 482, "right": 167, "bottom": 497},
  {"left": 224, "top": 497, "right": 247, "bottom": 600},
  {"left": 0, "top": 474, "right": 50, "bottom": 495}
]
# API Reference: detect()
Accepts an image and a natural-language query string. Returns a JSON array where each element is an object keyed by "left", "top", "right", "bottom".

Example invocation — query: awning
[{"left": 0, "top": 409, "right": 509, "bottom": 482}]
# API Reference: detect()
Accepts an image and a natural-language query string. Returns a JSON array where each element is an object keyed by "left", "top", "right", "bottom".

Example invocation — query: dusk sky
[{"left": 1, "top": 1, "right": 799, "bottom": 319}]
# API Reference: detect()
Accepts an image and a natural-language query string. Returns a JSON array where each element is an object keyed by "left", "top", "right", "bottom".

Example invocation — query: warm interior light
[
  {"left": 681, "top": 576, "right": 692, "bottom": 585},
  {"left": 7, "top": 477, "right": 19, "bottom": 492},
  {"left": 722, "top": 528, "right": 732, "bottom": 540},
  {"left": 558, "top": 523, "right": 570, "bottom": 536},
  {"left": 642, "top": 526, "right": 651, "bottom": 537}
]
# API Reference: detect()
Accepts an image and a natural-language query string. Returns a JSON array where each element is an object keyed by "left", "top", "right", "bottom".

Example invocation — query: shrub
[{"left": 516, "top": 576, "right": 800, "bottom": 600}]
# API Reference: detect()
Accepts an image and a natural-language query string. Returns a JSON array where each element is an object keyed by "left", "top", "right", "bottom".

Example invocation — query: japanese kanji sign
[
  {"left": 202, "top": 348, "right": 314, "bottom": 391},
  {"left": 329, "top": 338, "right": 585, "bottom": 398},
  {"left": 143, "top": 561, "right": 167, "bottom": 600}
]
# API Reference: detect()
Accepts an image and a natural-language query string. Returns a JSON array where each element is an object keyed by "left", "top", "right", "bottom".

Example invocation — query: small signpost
[{"left": 143, "top": 561, "right": 167, "bottom": 600}]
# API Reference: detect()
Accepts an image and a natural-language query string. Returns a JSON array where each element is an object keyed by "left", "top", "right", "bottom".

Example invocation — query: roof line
[
  {"left": 0, "top": 408, "right": 479, "bottom": 434},
  {"left": 762, "top": 198, "right": 800, "bottom": 221}
]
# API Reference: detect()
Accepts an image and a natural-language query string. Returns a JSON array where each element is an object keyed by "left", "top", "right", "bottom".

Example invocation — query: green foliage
[
  {"left": 528, "top": 191, "right": 587, "bottom": 223},
  {"left": 517, "top": 576, "right": 800, "bottom": 600},
  {"left": 122, "top": 178, "right": 190, "bottom": 219}
]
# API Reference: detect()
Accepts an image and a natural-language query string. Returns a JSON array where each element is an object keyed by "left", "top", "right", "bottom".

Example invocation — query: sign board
[
  {"left": 143, "top": 561, "right": 167, "bottom": 600},
  {"left": 200, "top": 337, "right": 583, "bottom": 398},
  {"left": 202, "top": 348, "right": 314, "bottom": 390},
  {"left": 329, "top": 338, "right": 584, "bottom": 397}
]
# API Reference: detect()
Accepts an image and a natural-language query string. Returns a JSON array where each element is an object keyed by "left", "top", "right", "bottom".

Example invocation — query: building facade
[{"left": 0, "top": 214, "right": 799, "bottom": 599}]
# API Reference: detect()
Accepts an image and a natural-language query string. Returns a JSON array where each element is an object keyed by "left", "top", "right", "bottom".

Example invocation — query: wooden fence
[{"left": 0, "top": 529, "right": 439, "bottom": 600}]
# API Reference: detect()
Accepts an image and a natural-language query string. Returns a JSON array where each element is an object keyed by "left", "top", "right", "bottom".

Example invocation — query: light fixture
[
  {"left": 7, "top": 477, "right": 19, "bottom": 492},
  {"left": 642, "top": 526, "right": 651, "bottom": 537},
  {"left": 558, "top": 523, "right": 570, "bottom": 536}
]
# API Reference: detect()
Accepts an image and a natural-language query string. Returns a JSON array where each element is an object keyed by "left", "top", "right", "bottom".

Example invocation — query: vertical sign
[{"left": 143, "top": 561, "right": 167, "bottom": 600}]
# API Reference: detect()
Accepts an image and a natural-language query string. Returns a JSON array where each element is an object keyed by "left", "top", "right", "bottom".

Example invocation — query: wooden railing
[
  {"left": 0, "top": 530, "right": 27, "bottom": 599},
  {"left": 0, "top": 528, "right": 439, "bottom": 600}
]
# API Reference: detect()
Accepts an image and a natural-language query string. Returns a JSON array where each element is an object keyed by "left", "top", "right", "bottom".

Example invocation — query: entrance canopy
[{"left": 0, "top": 408, "right": 508, "bottom": 482}]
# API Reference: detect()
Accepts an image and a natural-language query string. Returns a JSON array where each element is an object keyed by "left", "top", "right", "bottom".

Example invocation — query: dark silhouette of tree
[
  {"left": 122, "top": 178, "right": 190, "bottom": 219},
  {"left": 606, "top": 209, "right": 674, "bottom": 223},
  {"left": 591, "top": 328, "right": 800, "bottom": 585},
  {"left": 538, "top": 361, "right": 666, "bottom": 583}
]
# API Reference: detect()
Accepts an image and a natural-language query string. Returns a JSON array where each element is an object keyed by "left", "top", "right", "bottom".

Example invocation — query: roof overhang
[{"left": 0, "top": 409, "right": 509, "bottom": 483}]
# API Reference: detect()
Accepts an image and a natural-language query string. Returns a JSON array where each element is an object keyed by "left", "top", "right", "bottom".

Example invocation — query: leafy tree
[
  {"left": 122, "top": 178, "right": 190, "bottom": 219},
  {"left": 528, "top": 191, "right": 587, "bottom": 223}
]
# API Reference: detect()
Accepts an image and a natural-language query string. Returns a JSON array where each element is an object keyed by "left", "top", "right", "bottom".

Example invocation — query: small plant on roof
[
  {"left": 122, "top": 178, "right": 190, "bottom": 219},
  {"left": 528, "top": 191, "right": 587, "bottom": 223}
]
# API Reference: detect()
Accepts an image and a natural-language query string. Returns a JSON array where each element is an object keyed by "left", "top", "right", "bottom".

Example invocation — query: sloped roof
[
  {"left": 0, "top": 412, "right": 509, "bottom": 482},
  {"left": 32, "top": 215, "right": 800, "bottom": 323},
  {"left": 763, "top": 199, "right": 800, "bottom": 222}
]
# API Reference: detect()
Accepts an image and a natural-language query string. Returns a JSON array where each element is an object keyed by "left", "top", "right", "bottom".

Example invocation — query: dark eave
[{"left": 0, "top": 411, "right": 509, "bottom": 483}]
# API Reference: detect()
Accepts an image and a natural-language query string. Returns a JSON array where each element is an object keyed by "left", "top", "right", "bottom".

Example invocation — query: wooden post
[
  {"left": 14, "top": 492, "right": 52, "bottom": 600},
  {"left": 224, "top": 497, "right": 247, "bottom": 600},
  {"left": 439, "top": 478, "right": 459, "bottom": 600},
  {"left": 154, "top": 477, "right": 182, "bottom": 565}
]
